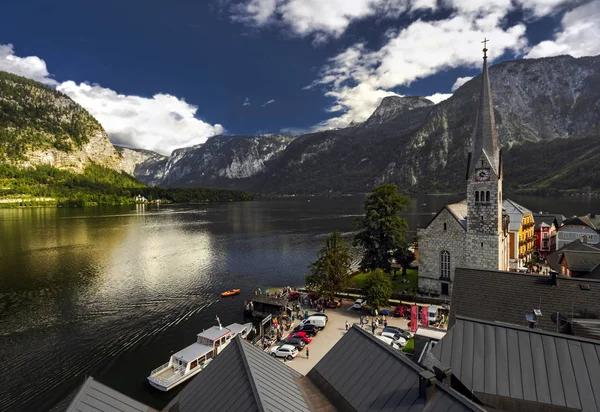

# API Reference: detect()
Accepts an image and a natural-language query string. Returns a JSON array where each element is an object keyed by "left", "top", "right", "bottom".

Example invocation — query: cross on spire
[{"left": 482, "top": 38, "right": 489, "bottom": 59}]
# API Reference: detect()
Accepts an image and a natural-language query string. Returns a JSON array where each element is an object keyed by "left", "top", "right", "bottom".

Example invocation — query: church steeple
[{"left": 467, "top": 39, "right": 500, "bottom": 179}]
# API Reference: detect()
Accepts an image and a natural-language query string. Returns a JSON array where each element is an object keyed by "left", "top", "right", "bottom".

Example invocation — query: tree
[
  {"left": 362, "top": 269, "right": 392, "bottom": 310},
  {"left": 393, "top": 248, "right": 415, "bottom": 276},
  {"left": 305, "top": 230, "right": 352, "bottom": 300},
  {"left": 354, "top": 183, "right": 410, "bottom": 272}
]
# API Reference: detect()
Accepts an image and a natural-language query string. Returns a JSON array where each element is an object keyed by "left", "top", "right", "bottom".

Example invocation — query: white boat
[{"left": 147, "top": 317, "right": 253, "bottom": 391}]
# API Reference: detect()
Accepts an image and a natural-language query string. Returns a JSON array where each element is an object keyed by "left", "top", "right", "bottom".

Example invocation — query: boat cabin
[{"left": 170, "top": 326, "right": 233, "bottom": 374}]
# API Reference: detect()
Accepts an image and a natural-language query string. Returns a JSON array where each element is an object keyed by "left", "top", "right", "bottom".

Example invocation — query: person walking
[
  {"left": 371, "top": 322, "right": 376, "bottom": 335},
  {"left": 345, "top": 320, "right": 349, "bottom": 331},
  {"left": 306, "top": 347, "right": 309, "bottom": 360}
]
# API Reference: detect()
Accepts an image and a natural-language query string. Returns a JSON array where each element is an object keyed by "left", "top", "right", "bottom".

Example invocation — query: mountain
[
  {"left": 116, "top": 146, "right": 168, "bottom": 186},
  {"left": 0, "top": 71, "right": 123, "bottom": 172},
  {"left": 105, "top": 55, "right": 600, "bottom": 194}
]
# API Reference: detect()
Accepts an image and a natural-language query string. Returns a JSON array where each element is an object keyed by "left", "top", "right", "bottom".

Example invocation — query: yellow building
[{"left": 503, "top": 199, "right": 535, "bottom": 270}]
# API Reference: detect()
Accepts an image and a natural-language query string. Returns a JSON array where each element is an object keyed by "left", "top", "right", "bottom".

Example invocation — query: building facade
[
  {"left": 503, "top": 199, "right": 534, "bottom": 269},
  {"left": 417, "top": 47, "right": 509, "bottom": 296},
  {"left": 556, "top": 215, "right": 600, "bottom": 249},
  {"left": 533, "top": 213, "right": 559, "bottom": 258}
]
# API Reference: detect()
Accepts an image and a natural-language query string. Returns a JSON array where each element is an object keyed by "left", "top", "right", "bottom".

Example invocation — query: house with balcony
[
  {"left": 556, "top": 214, "right": 600, "bottom": 249},
  {"left": 533, "top": 213, "right": 559, "bottom": 258},
  {"left": 503, "top": 199, "right": 535, "bottom": 270}
]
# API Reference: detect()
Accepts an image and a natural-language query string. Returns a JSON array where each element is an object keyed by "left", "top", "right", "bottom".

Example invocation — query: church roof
[
  {"left": 502, "top": 199, "right": 532, "bottom": 232},
  {"left": 446, "top": 201, "right": 468, "bottom": 229},
  {"left": 467, "top": 49, "right": 500, "bottom": 179}
]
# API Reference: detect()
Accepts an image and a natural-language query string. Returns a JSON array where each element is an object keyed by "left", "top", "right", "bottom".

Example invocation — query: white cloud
[
  {"left": 243, "top": 97, "right": 251, "bottom": 106},
  {"left": 451, "top": 76, "right": 474, "bottom": 91},
  {"left": 57, "top": 81, "right": 224, "bottom": 155},
  {"left": 262, "top": 99, "right": 275, "bottom": 106},
  {"left": 311, "top": 13, "right": 527, "bottom": 129},
  {"left": 525, "top": 0, "right": 600, "bottom": 58},
  {"left": 425, "top": 93, "right": 453, "bottom": 104},
  {"left": 0, "top": 43, "right": 57, "bottom": 85}
]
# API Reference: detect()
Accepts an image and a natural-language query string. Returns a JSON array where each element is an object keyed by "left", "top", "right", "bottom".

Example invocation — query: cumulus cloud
[
  {"left": 0, "top": 43, "right": 57, "bottom": 85},
  {"left": 310, "top": 12, "right": 527, "bottom": 129},
  {"left": 425, "top": 93, "right": 453, "bottom": 104},
  {"left": 262, "top": 99, "right": 275, "bottom": 107},
  {"left": 57, "top": 81, "right": 224, "bottom": 155},
  {"left": 243, "top": 97, "right": 251, "bottom": 106},
  {"left": 526, "top": 0, "right": 600, "bottom": 58},
  {"left": 451, "top": 76, "right": 474, "bottom": 91}
]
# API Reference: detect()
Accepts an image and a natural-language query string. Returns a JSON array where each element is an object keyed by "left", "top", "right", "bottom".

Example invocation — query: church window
[
  {"left": 440, "top": 251, "right": 450, "bottom": 279},
  {"left": 481, "top": 215, "right": 484, "bottom": 222},
  {"left": 480, "top": 191, "right": 485, "bottom": 201},
  {"left": 481, "top": 242, "right": 483, "bottom": 248},
  {"left": 475, "top": 192, "right": 479, "bottom": 202},
  {"left": 443, "top": 223, "right": 447, "bottom": 231},
  {"left": 486, "top": 191, "right": 490, "bottom": 202}
]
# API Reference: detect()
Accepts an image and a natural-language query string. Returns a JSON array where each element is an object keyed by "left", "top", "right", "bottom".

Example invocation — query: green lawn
[
  {"left": 402, "top": 338, "right": 415, "bottom": 354},
  {"left": 347, "top": 268, "right": 418, "bottom": 292}
]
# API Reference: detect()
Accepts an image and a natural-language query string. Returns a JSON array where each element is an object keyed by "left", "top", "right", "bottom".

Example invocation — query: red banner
[
  {"left": 421, "top": 306, "right": 429, "bottom": 327},
  {"left": 410, "top": 305, "right": 418, "bottom": 333}
]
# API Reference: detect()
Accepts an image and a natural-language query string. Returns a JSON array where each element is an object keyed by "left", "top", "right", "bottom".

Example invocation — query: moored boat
[
  {"left": 221, "top": 289, "right": 240, "bottom": 297},
  {"left": 147, "top": 317, "right": 252, "bottom": 391}
]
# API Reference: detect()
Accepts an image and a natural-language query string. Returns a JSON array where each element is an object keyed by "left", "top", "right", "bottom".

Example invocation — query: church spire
[{"left": 467, "top": 38, "right": 500, "bottom": 179}]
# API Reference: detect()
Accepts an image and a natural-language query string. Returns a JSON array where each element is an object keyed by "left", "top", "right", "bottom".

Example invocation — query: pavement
[{"left": 275, "top": 298, "right": 411, "bottom": 375}]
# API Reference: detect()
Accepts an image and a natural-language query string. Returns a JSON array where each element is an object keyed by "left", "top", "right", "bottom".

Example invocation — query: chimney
[
  {"left": 433, "top": 364, "right": 452, "bottom": 383},
  {"left": 419, "top": 370, "right": 436, "bottom": 401}
]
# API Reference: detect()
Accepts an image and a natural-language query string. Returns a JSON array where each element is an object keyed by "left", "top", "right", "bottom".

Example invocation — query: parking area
[{"left": 268, "top": 298, "right": 412, "bottom": 375}]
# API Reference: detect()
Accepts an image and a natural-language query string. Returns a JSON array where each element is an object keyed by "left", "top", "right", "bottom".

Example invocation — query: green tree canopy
[
  {"left": 362, "top": 269, "right": 392, "bottom": 310},
  {"left": 354, "top": 183, "right": 410, "bottom": 271},
  {"left": 305, "top": 230, "right": 352, "bottom": 300}
]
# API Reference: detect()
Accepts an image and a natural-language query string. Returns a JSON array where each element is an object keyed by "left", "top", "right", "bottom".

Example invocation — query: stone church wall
[{"left": 417, "top": 208, "right": 466, "bottom": 296}]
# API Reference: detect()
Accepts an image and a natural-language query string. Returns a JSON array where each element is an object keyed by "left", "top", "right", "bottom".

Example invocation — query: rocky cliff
[
  {"left": 116, "top": 146, "right": 168, "bottom": 186},
  {"left": 0, "top": 71, "right": 124, "bottom": 173}
]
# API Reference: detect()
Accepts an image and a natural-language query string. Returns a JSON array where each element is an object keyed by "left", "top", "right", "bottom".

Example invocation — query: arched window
[
  {"left": 486, "top": 191, "right": 490, "bottom": 202},
  {"left": 475, "top": 191, "right": 479, "bottom": 202},
  {"left": 480, "top": 191, "right": 485, "bottom": 202},
  {"left": 440, "top": 251, "right": 450, "bottom": 279}
]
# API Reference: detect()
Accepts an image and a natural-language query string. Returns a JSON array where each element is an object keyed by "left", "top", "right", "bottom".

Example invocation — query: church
[{"left": 417, "top": 44, "right": 511, "bottom": 297}]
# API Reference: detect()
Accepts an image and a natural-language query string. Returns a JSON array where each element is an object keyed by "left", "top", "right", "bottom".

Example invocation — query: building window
[
  {"left": 475, "top": 191, "right": 479, "bottom": 202},
  {"left": 480, "top": 191, "right": 485, "bottom": 202},
  {"left": 486, "top": 191, "right": 490, "bottom": 202},
  {"left": 440, "top": 251, "right": 450, "bottom": 279},
  {"left": 443, "top": 223, "right": 447, "bottom": 231},
  {"left": 481, "top": 215, "right": 484, "bottom": 222}
]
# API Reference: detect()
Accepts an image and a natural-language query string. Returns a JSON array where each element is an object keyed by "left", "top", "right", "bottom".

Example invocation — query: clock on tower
[{"left": 475, "top": 168, "right": 490, "bottom": 181}]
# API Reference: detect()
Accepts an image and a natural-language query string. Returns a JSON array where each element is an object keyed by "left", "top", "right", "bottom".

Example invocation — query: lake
[{"left": 1, "top": 194, "right": 599, "bottom": 411}]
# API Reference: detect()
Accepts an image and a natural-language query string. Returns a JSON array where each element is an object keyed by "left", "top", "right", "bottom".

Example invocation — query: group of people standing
[{"left": 358, "top": 315, "right": 388, "bottom": 334}]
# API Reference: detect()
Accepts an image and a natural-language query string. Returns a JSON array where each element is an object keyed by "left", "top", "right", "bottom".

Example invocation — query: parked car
[
  {"left": 310, "top": 313, "right": 329, "bottom": 321},
  {"left": 377, "top": 335, "right": 406, "bottom": 350},
  {"left": 270, "top": 344, "right": 298, "bottom": 360},
  {"left": 326, "top": 300, "right": 341, "bottom": 308},
  {"left": 293, "top": 324, "right": 319, "bottom": 336},
  {"left": 278, "top": 338, "right": 305, "bottom": 351},
  {"left": 394, "top": 305, "right": 410, "bottom": 317},
  {"left": 288, "top": 291, "right": 301, "bottom": 300},
  {"left": 290, "top": 333, "right": 313, "bottom": 344},
  {"left": 382, "top": 326, "right": 411, "bottom": 340},
  {"left": 352, "top": 298, "right": 367, "bottom": 310},
  {"left": 300, "top": 316, "right": 327, "bottom": 330}
]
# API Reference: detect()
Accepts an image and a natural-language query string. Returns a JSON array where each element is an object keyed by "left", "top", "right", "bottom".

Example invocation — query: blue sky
[{"left": 0, "top": 0, "right": 599, "bottom": 155}]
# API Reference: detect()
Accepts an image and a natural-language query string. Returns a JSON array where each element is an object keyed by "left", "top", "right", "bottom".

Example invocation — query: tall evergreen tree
[
  {"left": 354, "top": 183, "right": 410, "bottom": 271},
  {"left": 305, "top": 230, "right": 352, "bottom": 300},
  {"left": 362, "top": 269, "right": 393, "bottom": 310}
]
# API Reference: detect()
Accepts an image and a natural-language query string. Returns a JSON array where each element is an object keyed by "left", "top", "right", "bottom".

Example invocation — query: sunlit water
[{"left": 0, "top": 194, "right": 598, "bottom": 411}]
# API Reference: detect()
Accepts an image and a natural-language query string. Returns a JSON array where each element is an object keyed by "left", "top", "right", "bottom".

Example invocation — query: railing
[
  {"left": 150, "top": 362, "right": 170, "bottom": 376},
  {"left": 150, "top": 370, "right": 185, "bottom": 387}
]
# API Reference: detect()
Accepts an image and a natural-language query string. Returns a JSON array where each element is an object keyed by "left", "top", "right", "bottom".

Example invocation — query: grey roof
[
  {"left": 173, "top": 342, "right": 214, "bottom": 363},
  {"left": 446, "top": 201, "right": 468, "bottom": 230},
  {"left": 308, "top": 325, "right": 483, "bottom": 412},
  {"left": 431, "top": 316, "right": 600, "bottom": 411},
  {"left": 547, "top": 239, "right": 600, "bottom": 273},
  {"left": 66, "top": 377, "right": 154, "bottom": 412},
  {"left": 166, "top": 336, "right": 310, "bottom": 412},
  {"left": 197, "top": 325, "right": 231, "bottom": 341},
  {"left": 467, "top": 53, "right": 500, "bottom": 179},
  {"left": 562, "top": 215, "right": 599, "bottom": 230},
  {"left": 532, "top": 213, "right": 558, "bottom": 230},
  {"left": 449, "top": 267, "right": 600, "bottom": 337},
  {"left": 502, "top": 199, "right": 532, "bottom": 232},
  {"left": 561, "top": 250, "right": 600, "bottom": 272}
]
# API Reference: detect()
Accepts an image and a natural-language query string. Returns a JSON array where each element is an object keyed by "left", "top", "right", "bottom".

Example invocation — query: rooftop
[
  {"left": 66, "top": 377, "right": 156, "bottom": 412},
  {"left": 197, "top": 325, "right": 231, "bottom": 341},
  {"left": 547, "top": 239, "right": 600, "bottom": 275},
  {"left": 166, "top": 336, "right": 311, "bottom": 412},
  {"left": 307, "top": 325, "right": 483, "bottom": 411},
  {"left": 562, "top": 215, "right": 600, "bottom": 231},
  {"left": 502, "top": 199, "right": 532, "bottom": 231},
  {"left": 428, "top": 316, "right": 600, "bottom": 411},
  {"left": 173, "top": 342, "right": 214, "bottom": 363},
  {"left": 449, "top": 267, "right": 600, "bottom": 337},
  {"left": 446, "top": 201, "right": 468, "bottom": 230}
]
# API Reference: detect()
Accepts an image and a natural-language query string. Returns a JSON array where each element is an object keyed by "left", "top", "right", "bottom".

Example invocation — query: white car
[
  {"left": 270, "top": 344, "right": 298, "bottom": 360},
  {"left": 381, "top": 328, "right": 411, "bottom": 340},
  {"left": 352, "top": 298, "right": 367, "bottom": 310},
  {"left": 377, "top": 334, "right": 407, "bottom": 350}
]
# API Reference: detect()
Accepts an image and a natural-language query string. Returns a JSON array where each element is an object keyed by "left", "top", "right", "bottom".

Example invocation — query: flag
[
  {"left": 410, "top": 305, "right": 418, "bottom": 333},
  {"left": 421, "top": 306, "right": 428, "bottom": 327}
]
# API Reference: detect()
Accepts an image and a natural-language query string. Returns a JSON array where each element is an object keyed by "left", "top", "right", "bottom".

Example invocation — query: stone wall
[{"left": 417, "top": 208, "right": 466, "bottom": 296}]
